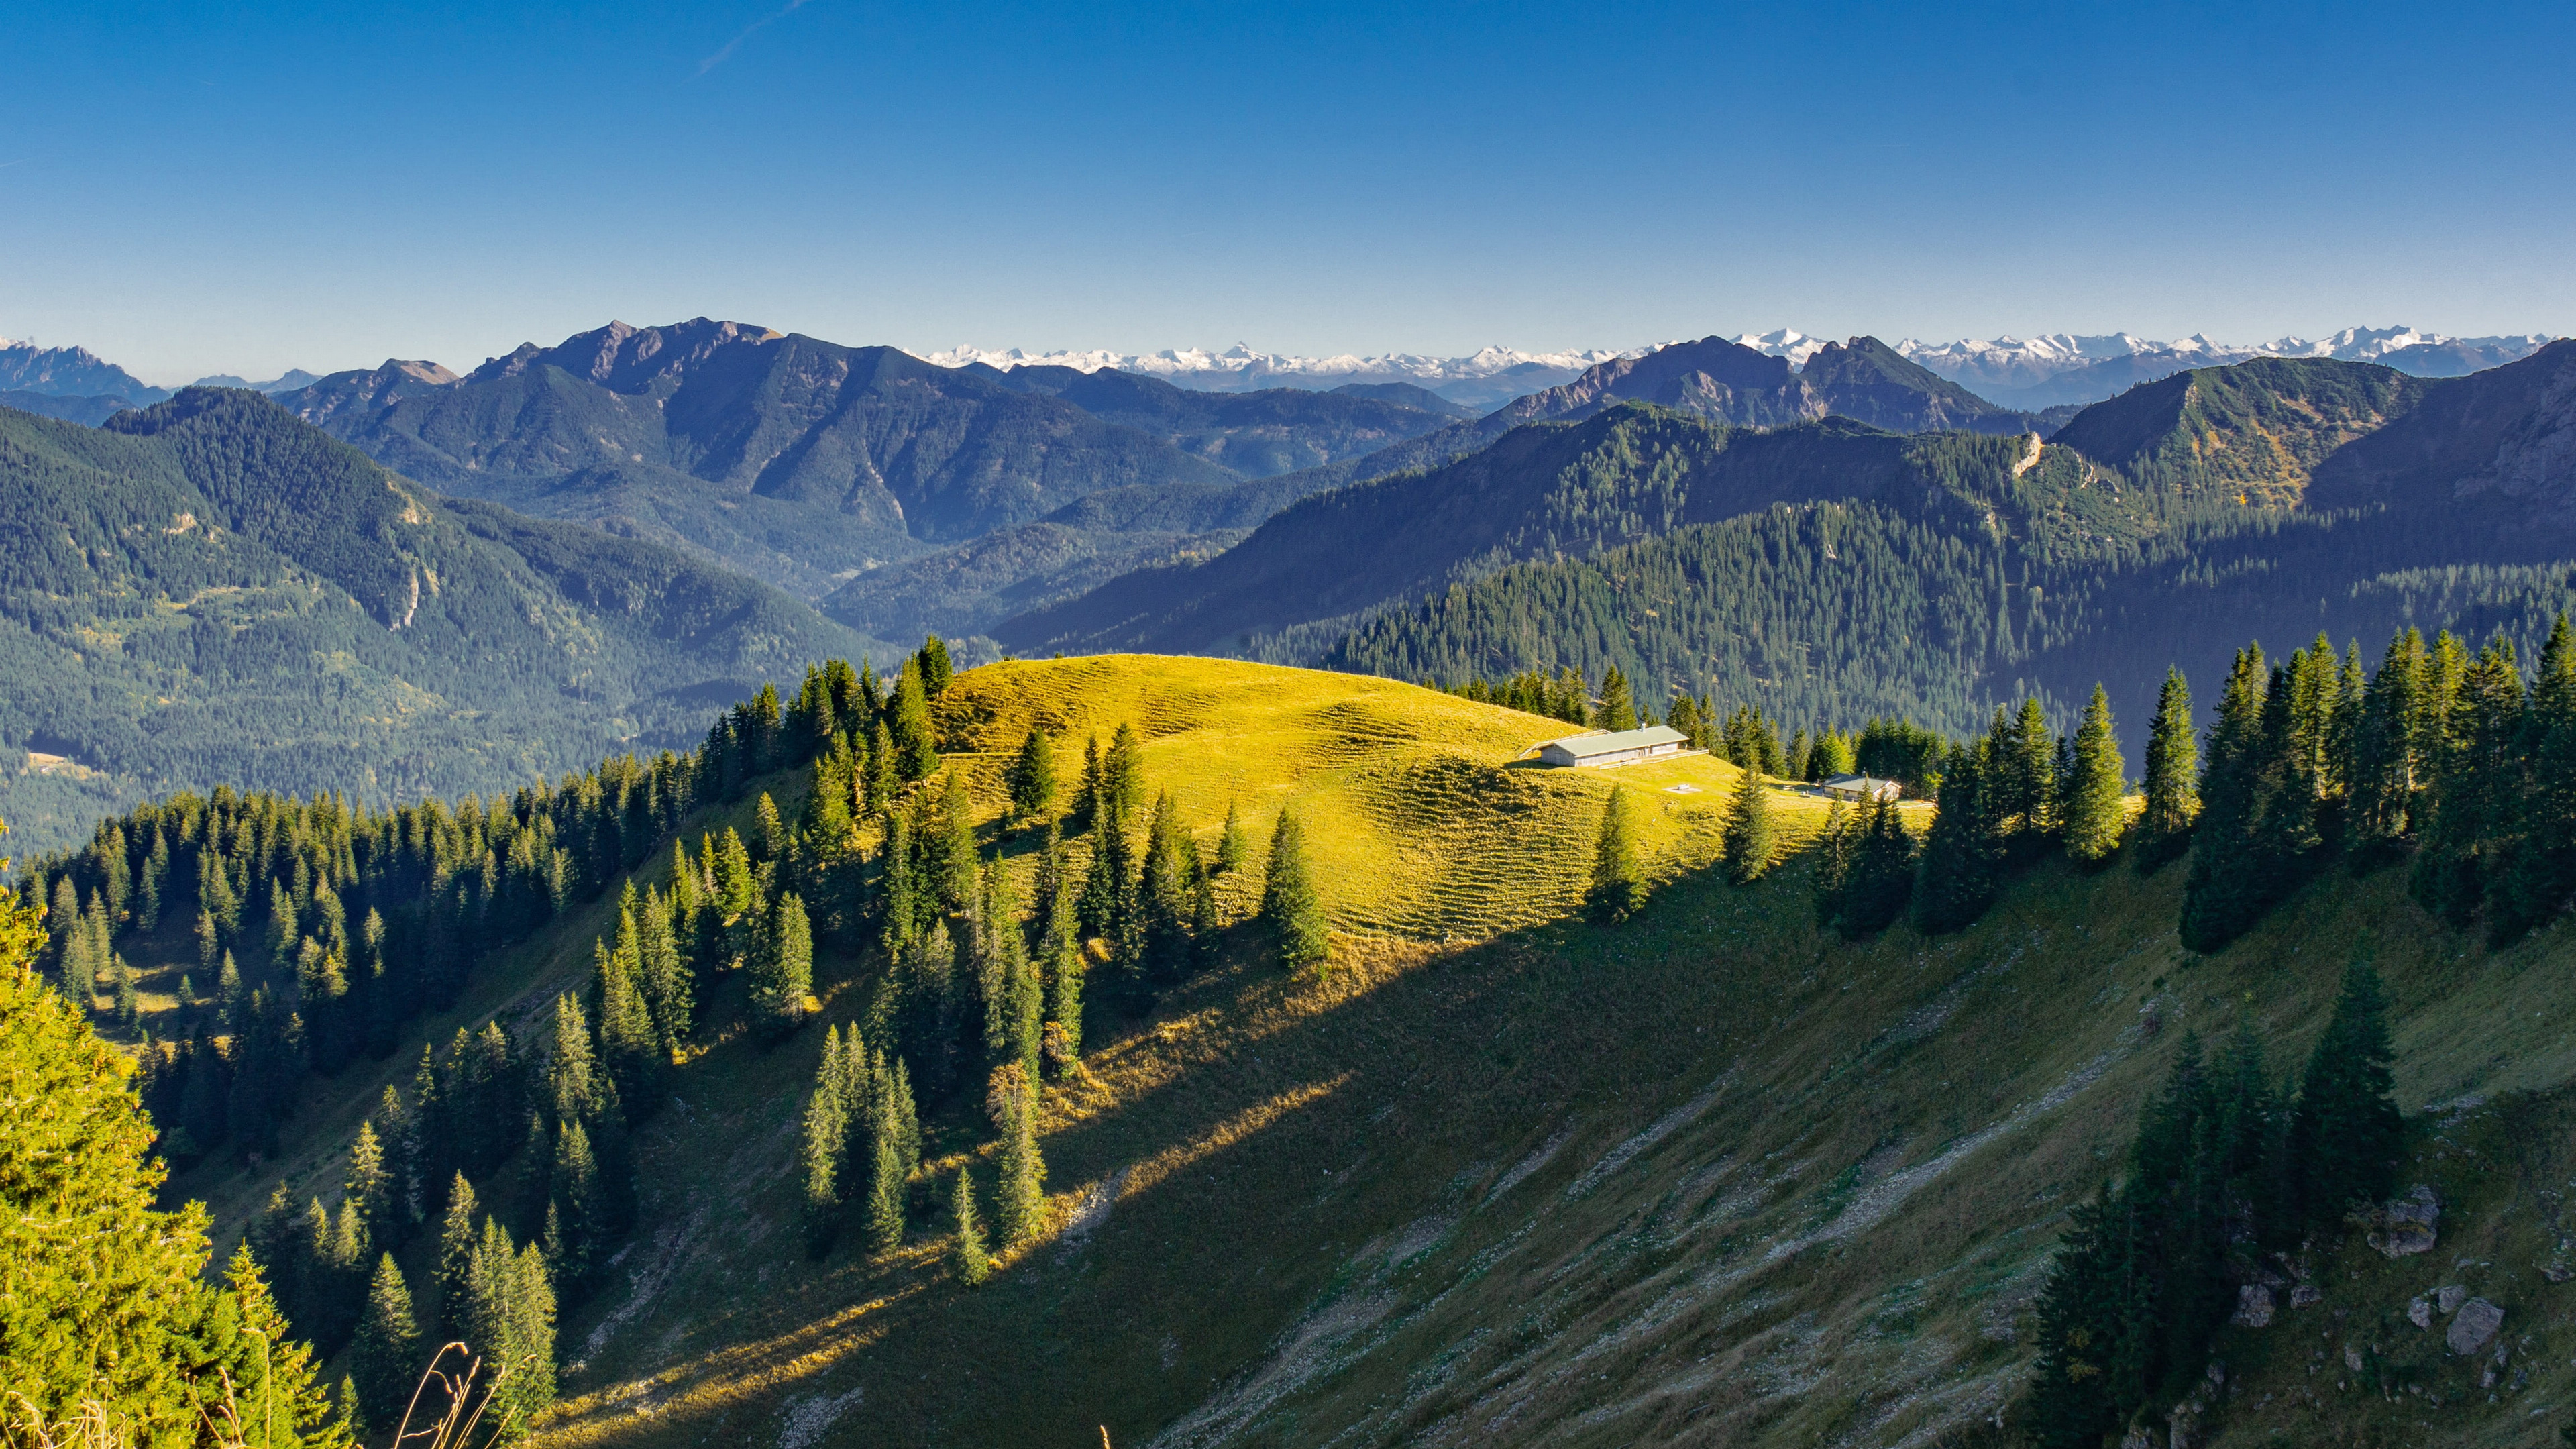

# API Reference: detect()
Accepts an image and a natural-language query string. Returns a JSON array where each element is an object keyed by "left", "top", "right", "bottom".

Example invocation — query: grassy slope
[{"left": 166, "top": 657, "right": 2576, "bottom": 1447}]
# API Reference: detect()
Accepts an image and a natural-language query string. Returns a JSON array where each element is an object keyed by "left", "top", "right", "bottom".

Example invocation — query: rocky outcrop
[
  {"left": 2367, "top": 1185, "right": 2440, "bottom": 1257},
  {"left": 2447, "top": 1298, "right": 2504, "bottom": 1355}
]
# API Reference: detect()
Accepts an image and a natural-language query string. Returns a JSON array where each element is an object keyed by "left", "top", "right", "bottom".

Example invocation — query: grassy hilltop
[{"left": 154, "top": 656, "right": 2576, "bottom": 1448}]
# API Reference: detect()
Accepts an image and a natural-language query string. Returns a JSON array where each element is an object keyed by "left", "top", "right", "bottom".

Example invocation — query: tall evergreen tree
[
  {"left": 637, "top": 886, "right": 692, "bottom": 1051},
  {"left": 437, "top": 1172, "right": 480, "bottom": 1338},
  {"left": 865, "top": 1091, "right": 909, "bottom": 1254},
  {"left": 991, "top": 1063, "right": 1047, "bottom": 1247},
  {"left": 2500, "top": 614, "right": 2576, "bottom": 938},
  {"left": 2345, "top": 627, "right": 2426, "bottom": 860},
  {"left": 2135, "top": 666, "right": 2198, "bottom": 872},
  {"left": 751, "top": 892, "right": 815, "bottom": 1038},
  {"left": 890, "top": 660, "right": 939, "bottom": 782},
  {"left": 1214, "top": 801, "right": 1250, "bottom": 875},
  {"left": 2410, "top": 636, "right": 2524, "bottom": 925},
  {"left": 948, "top": 1165, "right": 991, "bottom": 1287},
  {"left": 1593, "top": 666, "right": 1638, "bottom": 731},
  {"left": 2061, "top": 684, "right": 2125, "bottom": 867},
  {"left": 1259, "top": 808, "right": 1329, "bottom": 973},
  {"left": 800, "top": 1025, "right": 853, "bottom": 1256},
  {"left": 349, "top": 1252, "right": 422, "bottom": 1428},
  {"left": 1722, "top": 765, "right": 1780, "bottom": 885},
  {"left": 0, "top": 856, "right": 350, "bottom": 1445},
  {"left": 1006, "top": 727, "right": 1058, "bottom": 825},
  {"left": 2180, "top": 645, "right": 2271, "bottom": 951},
  {"left": 2291, "top": 957, "right": 2402, "bottom": 1224},
  {"left": 1911, "top": 740, "right": 2004, "bottom": 934}
]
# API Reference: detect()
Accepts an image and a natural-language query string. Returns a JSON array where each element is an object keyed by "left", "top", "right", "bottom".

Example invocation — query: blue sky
[{"left": 4, "top": 0, "right": 2570, "bottom": 383}]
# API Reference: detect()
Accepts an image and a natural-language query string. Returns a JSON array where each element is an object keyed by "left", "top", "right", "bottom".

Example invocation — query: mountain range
[
  {"left": 0, "top": 387, "right": 880, "bottom": 857},
  {"left": 1002, "top": 341, "right": 2576, "bottom": 759}
]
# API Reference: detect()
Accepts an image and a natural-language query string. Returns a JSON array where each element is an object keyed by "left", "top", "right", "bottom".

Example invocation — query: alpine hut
[{"left": 1534, "top": 725, "right": 1690, "bottom": 769}]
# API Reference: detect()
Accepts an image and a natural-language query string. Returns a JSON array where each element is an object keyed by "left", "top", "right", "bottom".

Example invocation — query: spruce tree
[
  {"left": 637, "top": 887, "right": 692, "bottom": 1051},
  {"left": 2061, "top": 684, "right": 2125, "bottom": 867},
  {"left": 349, "top": 1252, "right": 422, "bottom": 1428},
  {"left": 1214, "top": 801, "right": 1250, "bottom": 875},
  {"left": 1006, "top": 727, "right": 1057, "bottom": 825},
  {"left": 1911, "top": 741, "right": 2002, "bottom": 934},
  {"left": 2291, "top": 957, "right": 2402, "bottom": 1224},
  {"left": 916, "top": 635, "right": 954, "bottom": 695},
  {"left": 1259, "top": 808, "right": 1329, "bottom": 973},
  {"left": 345, "top": 1119, "right": 394, "bottom": 1251},
  {"left": 2135, "top": 665, "right": 2198, "bottom": 872},
  {"left": 2180, "top": 645, "right": 2270, "bottom": 951},
  {"left": 1136, "top": 790, "right": 1193, "bottom": 989},
  {"left": 1593, "top": 666, "right": 1638, "bottom": 731},
  {"left": 890, "top": 661, "right": 939, "bottom": 782},
  {"left": 1721, "top": 765, "right": 1780, "bottom": 886},
  {"left": 865, "top": 1099, "right": 909, "bottom": 1254},
  {"left": 593, "top": 927, "right": 661, "bottom": 1118},
  {"left": 948, "top": 1165, "right": 991, "bottom": 1286},
  {"left": 1811, "top": 800, "right": 1854, "bottom": 930},
  {"left": 2501, "top": 614, "right": 2576, "bottom": 937},
  {"left": 2002, "top": 697, "right": 2057, "bottom": 841},
  {"left": 437, "top": 1172, "right": 479, "bottom": 1338},
  {"left": 1587, "top": 784, "right": 1648, "bottom": 922},
  {"left": 993, "top": 1065, "right": 1048, "bottom": 1247},
  {"left": 801, "top": 1026, "right": 851, "bottom": 1256},
  {"left": 0, "top": 859, "right": 347, "bottom": 1444},
  {"left": 751, "top": 892, "right": 814, "bottom": 1038}
]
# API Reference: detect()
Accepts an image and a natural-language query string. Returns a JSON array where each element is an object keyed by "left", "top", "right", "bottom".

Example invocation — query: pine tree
[
  {"left": 2135, "top": 665, "right": 2198, "bottom": 872},
  {"left": 349, "top": 1252, "right": 422, "bottom": 1428},
  {"left": 2061, "top": 684, "right": 2125, "bottom": 867},
  {"left": 593, "top": 921, "right": 662, "bottom": 1118},
  {"left": 637, "top": 886, "right": 692, "bottom": 1051},
  {"left": 2291, "top": 957, "right": 2402, "bottom": 1224},
  {"left": 1721, "top": 766, "right": 1780, "bottom": 886},
  {"left": 346, "top": 1119, "right": 394, "bottom": 1252},
  {"left": 916, "top": 635, "right": 955, "bottom": 695},
  {"left": 1135, "top": 790, "right": 1194, "bottom": 990},
  {"left": 1911, "top": 740, "right": 2003, "bottom": 934},
  {"left": 2500, "top": 614, "right": 2576, "bottom": 938},
  {"left": 548, "top": 1118, "right": 605, "bottom": 1298},
  {"left": 1260, "top": 808, "right": 1329, "bottom": 973},
  {"left": 545, "top": 993, "right": 619, "bottom": 1131},
  {"left": 2411, "top": 636, "right": 2523, "bottom": 926},
  {"left": 754, "top": 792, "right": 788, "bottom": 864},
  {"left": 1585, "top": 784, "right": 1648, "bottom": 923},
  {"left": 991, "top": 1065, "right": 1047, "bottom": 1247},
  {"left": 865, "top": 1095, "right": 909, "bottom": 1254},
  {"left": 800, "top": 1025, "right": 852, "bottom": 1256},
  {"left": 1006, "top": 727, "right": 1057, "bottom": 825},
  {"left": 0, "top": 861, "right": 347, "bottom": 1444},
  {"left": 2001, "top": 697, "right": 2057, "bottom": 841},
  {"left": 1593, "top": 666, "right": 1638, "bottom": 731},
  {"left": 1214, "top": 801, "right": 1250, "bottom": 875},
  {"left": 949, "top": 1165, "right": 991, "bottom": 1286},
  {"left": 890, "top": 660, "right": 939, "bottom": 782},
  {"left": 2180, "top": 645, "right": 2270, "bottom": 951},
  {"left": 437, "top": 1172, "right": 480, "bottom": 1338},
  {"left": 751, "top": 892, "right": 814, "bottom": 1038}
]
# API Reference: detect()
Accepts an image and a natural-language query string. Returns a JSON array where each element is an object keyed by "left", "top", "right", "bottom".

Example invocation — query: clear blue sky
[{"left": 4, "top": 0, "right": 2570, "bottom": 383}]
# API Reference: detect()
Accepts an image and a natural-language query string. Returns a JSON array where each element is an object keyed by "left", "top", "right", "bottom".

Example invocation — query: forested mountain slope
[
  {"left": 0, "top": 390, "right": 880, "bottom": 857},
  {"left": 1030, "top": 347, "right": 2576, "bottom": 752},
  {"left": 38, "top": 655, "right": 2576, "bottom": 1448},
  {"left": 276, "top": 321, "right": 1462, "bottom": 603},
  {"left": 853, "top": 335, "right": 2066, "bottom": 647}
]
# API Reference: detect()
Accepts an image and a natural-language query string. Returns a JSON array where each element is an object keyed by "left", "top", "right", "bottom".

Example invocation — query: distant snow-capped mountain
[
  {"left": 916, "top": 341, "right": 1634, "bottom": 409},
  {"left": 1890, "top": 325, "right": 2556, "bottom": 407}
]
